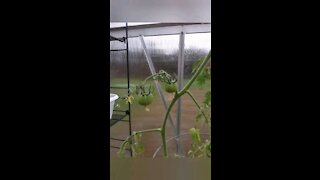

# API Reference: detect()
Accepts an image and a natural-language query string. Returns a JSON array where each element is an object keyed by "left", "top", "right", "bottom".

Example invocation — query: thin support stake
[{"left": 126, "top": 22, "right": 133, "bottom": 157}]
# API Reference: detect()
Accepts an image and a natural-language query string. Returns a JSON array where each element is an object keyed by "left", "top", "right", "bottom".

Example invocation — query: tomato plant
[{"left": 118, "top": 50, "right": 212, "bottom": 158}]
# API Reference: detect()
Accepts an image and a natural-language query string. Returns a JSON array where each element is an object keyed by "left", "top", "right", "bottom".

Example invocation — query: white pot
[{"left": 110, "top": 94, "right": 119, "bottom": 119}]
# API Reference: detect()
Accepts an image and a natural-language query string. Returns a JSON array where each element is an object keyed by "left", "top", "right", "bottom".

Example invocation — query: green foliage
[
  {"left": 131, "top": 132, "right": 145, "bottom": 158},
  {"left": 188, "top": 128, "right": 211, "bottom": 158},
  {"left": 153, "top": 70, "right": 177, "bottom": 84},
  {"left": 192, "top": 56, "right": 211, "bottom": 125},
  {"left": 122, "top": 69, "right": 176, "bottom": 105},
  {"left": 192, "top": 57, "right": 211, "bottom": 88},
  {"left": 189, "top": 53, "right": 212, "bottom": 158},
  {"left": 196, "top": 71, "right": 207, "bottom": 88},
  {"left": 118, "top": 132, "right": 145, "bottom": 158},
  {"left": 203, "top": 91, "right": 211, "bottom": 107},
  {"left": 134, "top": 83, "right": 154, "bottom": 96},
  {"left": 195, "top": 113, "right": 204, "bottom": 122},
  {"left": 117, "top": 136, "right": 130, "bottom": 158},
  {"left": 191, "top": 58, "right": 203, "bottom": 74},
  {"left": 190, "top": 128, "right": 201, "bottom": 143},
  {"left": 195, "top": 90, "right": 211, "bottom": 125},
  {"left": 116, "top": 50, "right": 212, "bottom": 158}
]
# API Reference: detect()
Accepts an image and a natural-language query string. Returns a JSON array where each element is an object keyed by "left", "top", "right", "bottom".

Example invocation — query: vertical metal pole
[
  {"left": 176, "top": 32, "right": 185, "bottom": 154},
  {"left": 139, "top": 35, "right": 180, "bottom": 148},
  {"left": 126, "top": 22, "right": 132, "bottom": 157}
]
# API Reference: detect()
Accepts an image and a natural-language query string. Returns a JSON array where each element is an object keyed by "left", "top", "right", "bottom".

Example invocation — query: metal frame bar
[
  {"left": 121, "top": 31, "right": 211, "bottom": 40},
  {"left": 110, "top": 24, "right": 211, "bottom": 39},
  {"left": 110, "top": 35, "right": 125, "bottom": 42},
  {"left": 110, "top": 49, "right": 127, "bottom": 52},
  {"left": 110, "top": 87, "right": 128, "bottom": 89},
  {"left": 110, "top": 119, "right": 128, "bottom": 122},
  {"left": 109, "top": 22, "right": 132, "bottom": 157},
  {"left": 113, "top": 110, "right": 128, "bottom": 112},
  {"left": 139, "top": 35, "right": 180, "bottom": 148},
  {"left": 176, "top": 32, "right": 185, "bottom": 154},
  {"left": 110, "top": 23, "right": 207, "bottom": 30},
  {"left": 125, "top": 22, "right": 133, "bottom": 157}
]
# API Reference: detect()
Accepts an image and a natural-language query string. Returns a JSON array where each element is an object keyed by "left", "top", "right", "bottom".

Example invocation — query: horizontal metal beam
[
  {"left": 110, "top": 49, "right": 127, "bottom": 52},
  {"left": 110, "top": 24, "right": 211, "bottom": 38},
  {"left": 110, "top": 35, "right": 126, "bottom": 42},
  {"left": 110, "top": 23, "right": 207, "bottom": 30}
]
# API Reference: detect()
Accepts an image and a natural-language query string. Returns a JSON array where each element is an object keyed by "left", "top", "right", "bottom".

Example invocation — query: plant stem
[
  {"left": 186, "top": 90, "right": 209, "bottom": 123},
  {"left": 123, "top": 51, "right": 212, "bottom": 158},
  {"left": 160, "top": 50, "right": 211, "bottom": 157},
  {"left": 135, "top": 128, "right": 162, "bottom": 134},
  {"left": 160, "top": 94, "right": 180, "bottom": 157},
  {"left": 119, "top": 128, "right": 161, "bottom": 155},
  {"left": 143, "top": 74, "right": 159, "bottom": 83}
]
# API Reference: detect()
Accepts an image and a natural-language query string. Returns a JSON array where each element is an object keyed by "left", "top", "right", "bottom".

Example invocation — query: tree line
[{"left": 110, "top": 47, "right": 208, "bottom": 79}]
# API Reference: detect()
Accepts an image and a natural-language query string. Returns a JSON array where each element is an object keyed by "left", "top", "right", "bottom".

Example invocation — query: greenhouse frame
[{"left": 110, "top": 22, "right": 211, "bottom": 158}]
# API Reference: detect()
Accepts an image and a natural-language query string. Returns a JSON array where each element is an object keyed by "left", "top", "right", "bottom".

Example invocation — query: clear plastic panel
[
  {"left": 143, "top": 35, "right": 180, "bottom": 76},
  {"left": 184, "top": 33, "right": 211, "bottom": 78}
]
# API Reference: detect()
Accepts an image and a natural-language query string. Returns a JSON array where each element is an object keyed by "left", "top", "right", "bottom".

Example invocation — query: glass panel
[
  {"left": 184, "top": 33, "right": 211, "bottom": 78},
  {"left": 182, "top": 32, "right": 211, "bottom": 134},
  {"left": 143, "top": 35, "right": 179, "bottom": 75},
  {"left": 128, "top": 37, "right": 151, "bottom": 79}
]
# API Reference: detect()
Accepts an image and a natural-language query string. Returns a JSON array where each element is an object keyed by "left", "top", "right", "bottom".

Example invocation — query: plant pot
[
  {"left": 152, "top": 133, "right": 210, "bottom": 158},
  {"left": 110, "top": 94, "right": 119, "bottom": 119}
]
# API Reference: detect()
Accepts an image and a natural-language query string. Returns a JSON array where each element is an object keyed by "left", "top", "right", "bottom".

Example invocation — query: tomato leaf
[
  {"left": 196, "top": 113, "right": 203, "bottom": 122},
  {"left": 192, "top": 58, "right": 203, "bottom": 74},
  {"left": 203, "top": 91, "right": 211, "bottom": 106}
]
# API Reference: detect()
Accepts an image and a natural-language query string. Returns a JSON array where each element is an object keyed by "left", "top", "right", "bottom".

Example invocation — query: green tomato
[
  {"left": 164, "top": 83, "right": 177, "bottom": 93},
  {"left": 137, "top": 93, "right": 154, "bottom": 106}
]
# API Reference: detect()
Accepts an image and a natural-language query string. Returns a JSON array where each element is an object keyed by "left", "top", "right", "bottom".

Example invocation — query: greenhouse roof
[
  {"left": 110, "top": 23, "right": 211, "bottom": 38},
  {"left": 110, "top": 22, "right": 209, "bottom": 30},
  {"left": 110, "top": 22, "right": 160, "bottom": 29}
]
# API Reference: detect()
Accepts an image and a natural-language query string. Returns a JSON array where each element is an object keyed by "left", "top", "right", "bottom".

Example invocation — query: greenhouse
[{"left": 110, "top": 22, "right": 211, "bottom": 158}]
